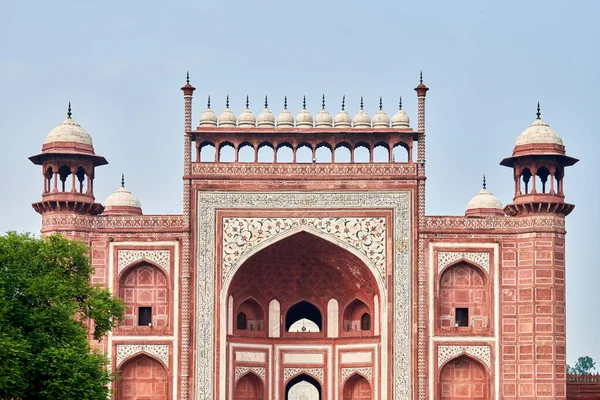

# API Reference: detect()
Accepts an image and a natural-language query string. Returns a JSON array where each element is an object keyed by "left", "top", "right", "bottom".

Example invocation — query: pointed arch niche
[
  {"left": 438, "top": 354, "right": 490, "bottom": 400},
  {"left": 235, "top": 371, "right": 265, "bottom": 400},
  {"left": 117, "top": 354, "right": 168, "bottom": 400},
  {"left": 343, "top": 373, "right": 372, "bottom": 400},
  {"left": 285, "top": 373, "right": 321, "bottom": 400}
]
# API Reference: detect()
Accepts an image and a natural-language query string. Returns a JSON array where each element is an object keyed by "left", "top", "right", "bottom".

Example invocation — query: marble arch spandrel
[{"left": 194, "top": 192, "right": 412, "bottom": 400}]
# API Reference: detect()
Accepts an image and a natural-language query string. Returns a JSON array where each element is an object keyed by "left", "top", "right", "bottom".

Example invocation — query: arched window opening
[
  {"left": 119, "top": 264, "right": 169, "bottom": 330},
  {"left": 58, "top": 165, "right": 71, "bottom": 192},
  {"left": 199, "top": 141, "right": 216, "bottom": 162},
  {"left": 235, "top": 372, "right": 265, "bottom": 400},
  {"left": 45, "top": 166, "right": 53, "bottom": 193},
  {"left": 237, "top": 312, "right": 247, "bottom": 330},
  {"left": 286, "top": 374, "right": 321, "bottom": 400},
  {"left": 219, "top": 142, "right": 235, "bottom": 162},
  {"left": 315, "top": 142, "right": 332, "bottom": 163},
  {"left": 440, "top": 355, "right": 489, "bottom": 399},
  {"left": 536, "top": 166, "right": 550, "bottom": 194},
  {"left": 118, "top": 355, "right": 167, "bottom": 400},
  {"left": 438, "top": 262, "right": 488, "bottom": 331},
  {"left": 343, "top": 299, "right": 371, "bottom": 333},
  {"left": 392, "top": 143, "right": 409, "bottom": 162},
  {"left": 555, "top": 167, "right": 564, "bottom": 195},
  {"left": 76, "top": 166, "right": 87, "bottom": 193},
  {"left": 238, "top": 142, "right": 255, "bottom": 162},
  {"left": 353, "top": 143, "right": 370, "bottom": 163},
  {"left": 236, "top": 298, "right": 264, "bottom": 333},
  {"left": 334, "top": 143, "right": 351, "bottom": 163},
  {"left": 285, "top": 301, "right": 322, "bottom": 332},
  {"left": 520, "top": 168, "right": 532, "bottom": 195},
  {"left": 361, "top": 313, "right": 371, "bottom": 331},
  {"left": 257, "top": 142, "right": 275, "bottom": 163},
  {"left": 277, "top": 143, "right": 294, "bottom": 163},
  {"left": 296, "top": 143, "right": 313, "bottom": 163},
  {"left": 373, "top": 143, "right": 390, "bottom": 163},
  {"left": 343, "top": 373, "right": 372, "bottom": 400}
]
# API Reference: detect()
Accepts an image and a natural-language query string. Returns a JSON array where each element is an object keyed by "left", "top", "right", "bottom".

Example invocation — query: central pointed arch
[{"left": 285, "top": 373, "right": 321, "bottom": 400}]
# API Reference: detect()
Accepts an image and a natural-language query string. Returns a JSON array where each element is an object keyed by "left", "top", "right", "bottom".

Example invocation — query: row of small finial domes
[{"left": 198, "top": 96, "right": 410, "bottom": 128}]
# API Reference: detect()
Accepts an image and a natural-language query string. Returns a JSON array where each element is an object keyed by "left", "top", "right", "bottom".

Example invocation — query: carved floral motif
[
  {"left": 235, "top": 366, "right": 266, "bottom": 382},
  {"left": 437, "top": 345, "right": 491, "bottom": 369},
  {"left": 115, "top": 344, "right": 170, "bottom": 368},
  {"left": 341, "top": 367, "right": 373, "bottom": 382},
  {"left": 437, "top": 251, "right": 490, "bottom": 274},
  {"left": 117, "top": 250, "right": 171, "bottom": 275},
  {"left": 283, "top": 368, "right": 324, "bottom": 384}
]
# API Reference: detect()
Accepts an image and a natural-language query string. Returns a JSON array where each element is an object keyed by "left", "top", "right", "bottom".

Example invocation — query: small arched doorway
[
  {"left": 286, "top": 373, "right": 321, "bottom": 400},
  {"left": 343, "top": 374, "right": 372, "bottom": 400},
  {"left": 235, "top": 372, "right": 264, "bottom": 400},
  {"left": 440, "top": 355, "right": 489, "bottom": 399},
  {"left": 117, "top": 354, "right": 167, "bottom": 400}
]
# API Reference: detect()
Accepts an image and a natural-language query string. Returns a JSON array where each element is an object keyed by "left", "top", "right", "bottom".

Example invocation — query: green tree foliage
[
  {"left": 0, "top": 232, "right": 124, "bottom": 399},
  {"left": 568, "top": 356, "right": 597, "bottom": 375}
]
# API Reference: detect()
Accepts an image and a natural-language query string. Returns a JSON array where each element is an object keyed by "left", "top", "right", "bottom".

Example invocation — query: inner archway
[
  {"left": 440, "top": 355, "right": 489, "bottom": 399},
  {"left": 117, "top": 355, "right": 167, "bottom": 400},
  {"left": 235, "top": 372, "right": 264, "bottom": 400},
  {"left": 343, "top": 374, "right": 372, "bottom": 400},
  {"left": 286, "top": 301, "right": 322, "bottom": 332},
  {"left": 286, "top": 374, "right": 321, "bottom": 400}
]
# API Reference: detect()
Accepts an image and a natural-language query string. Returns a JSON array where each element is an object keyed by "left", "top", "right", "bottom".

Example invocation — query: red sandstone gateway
[{"left": 28, "top": 73, "right": 593, "bottom": 399}]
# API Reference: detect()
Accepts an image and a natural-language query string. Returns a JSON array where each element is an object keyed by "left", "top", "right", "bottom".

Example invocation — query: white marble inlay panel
[
  {"left": 283, "top": 353, "right": 324, "bottom": 365},
  {"left": 341, "top": 352, "right": 372, "bottom": 364},
  {"left": 235, "top": 351, "right": 266, "bottom": 363}
]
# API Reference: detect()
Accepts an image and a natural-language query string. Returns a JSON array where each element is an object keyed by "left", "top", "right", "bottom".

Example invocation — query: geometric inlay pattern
[
  {"left": 195, "top": 191, "right": 411, "bottom": 400},
  {"left": 223, "top": 217, "right": 386, "bottom": 283},
  {"left": 284, "top": 368, "right": 324, "bottom": 384},
  {"left": 437, "top": 345, "right": 491, "bottom": 369},
  {"left": 341, "top": 367, "right": 373, "bottom": 382},
  {"left": 437, "top": 251, "right": 490, "bottom": 274},
  {"left": 235, "top": 366, "right": 266, "bottom": 382},
  {"left": 115, "top": 344, "right": 170, "bottom": 368},
  {"left": 117, "top": 249, "right": 171, "bottom": 276}
]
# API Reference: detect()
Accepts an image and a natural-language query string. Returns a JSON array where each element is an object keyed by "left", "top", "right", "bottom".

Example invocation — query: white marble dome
[
  {"left": 466, "top": 188, "right": 503, "bottom": 211},
  {"left": 315, "top": 96, "right": 332, "bottom": 128},
  {"left": 104, "top": 178, "right": 142, "bottom": 216},
  {"left": 44, "top": 114, "right": 93, "bottom": 147},
  {"left": 218, "top": 96, "right": 237, "bottom": 127},
  {"left": 238, "top": 96, "right": 256, "bottom": 128},
  {"left": 353, "top": 97, "right": 371, "bottom": 128},
  {"left": 198, "top": 96, "right": 217, "bottom": 127},
  {"left": 296, "top": 97, "right": 313, "bottom": 128},
  {"left": 372, "top": 98, "right": 390, "bottom": 128},
  {"left": 257, "top": 97, "right": 275, "bottom": 127},
  {"left": 276, "top": 98, "right": 294, "bottom": 128},
  {"left": 334, "top": 96, "right": 352, "bottom": 128},
  {"left": 391, "top": 97, "right": 410, "bottom": 128},
  {"left": 515, "top": 118, "right": 563, "bottom": 146}
]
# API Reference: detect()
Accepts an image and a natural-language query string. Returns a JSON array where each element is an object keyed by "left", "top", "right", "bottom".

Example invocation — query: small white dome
[
  {"left": 391, "top": 97, "right": 410, "bottom": 127},
  {"left": 353, "top": 97, "right": 371, "bottom": 128},
  {"left": 257, "top": 96, "right": 275, "bottom": 127},
  {"left": 104, "top": 177, "right": 142, "bottom": 215},
  {"left": 238, "top": 96, "right": 256, "bottom": 128},
  {"left": 466, "top": 188, "right": 503, "bottom": 210},
  {"left": 276, "top": 97, "right": 294, "bottom": 127},
  {"left": 44, "top": 105, "right": 93, "bottom": 147},
  {"left": 515, "top": 118, "right": 563, "bottom": 146},
  {"left": 372, "top": 97, "right": 390, "bottom": 128},
  {"left": 218, "top": 96, "right": 237, "bottom": 127},
  {"left": 334, "top": 96, "right": 352, "bottom": 128},
  {"left": 198, "top": 96, "right": 217, "bottom": 127},
  {"left": 315, "top": 95, "right": 332, "bottom": 128},
  {"left": 296, "top": 96, "right": 313, "bottom": 128}
]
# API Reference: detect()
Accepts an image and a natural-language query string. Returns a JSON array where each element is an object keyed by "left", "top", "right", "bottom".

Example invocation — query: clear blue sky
[{"left": 1, "top": 0, "right": 598, "bottom": 365}]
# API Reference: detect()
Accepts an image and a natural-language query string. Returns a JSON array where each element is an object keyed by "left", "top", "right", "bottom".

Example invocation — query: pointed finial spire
[
  {"left": 121, "top": 173, "right": 125, "bottom": 188},
  {"left": 341, "top": 95, "right": 346, "bottom": 111},
  {"left": 399, "top": 96, "right": 403, "bottom": 110},
  {"left": 482, "top": 175, "right": 487, "bottom": 190},
  {"left": 379, "top": 96, "right": 383, "bottom": 110},
  {"left": 207, "top": 95, "right": 211, "bottom": 109},
  {"left": 536, "top": 102, "right": 541, "bottom": 119},
  {"left": 67, "top": 102, "right": 72, "bottom": 119},
  {"left": 420, "top": 71, "right": 423, "bottom": 84},
  {"left": 303, "top": 96, "right": 306, "bottom": 109},
  {"left": 284, "top": 96, "right": 288, "bottom": 109},
  {"left": 360, "top": 96, "right": 364, "bottom": 110},
  {"left": 246, "top": 95, "right": 249, "bottom": 109},
  {"left": 264, "top": 95, "right": 268, "bottom": 108},
  {"left": 186, "top": 71, "right": 190, "bottom": 84},
  {"left": 226, "top": 95, "right": 230, "bottom": 108},
  {"left": 322, "top": 94, "right": 326, "bottom": 109}
]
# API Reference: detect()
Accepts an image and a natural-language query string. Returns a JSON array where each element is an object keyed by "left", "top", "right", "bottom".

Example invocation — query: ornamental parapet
[
  {"left": 421, "top": 215, "right": 566, "bottom": 233},
  {"left": 41, "top": 214, "right": 188, "bottom": 232}
]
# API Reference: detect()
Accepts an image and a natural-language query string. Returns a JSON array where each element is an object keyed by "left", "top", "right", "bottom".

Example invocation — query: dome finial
[
  {"left": 341, "top": 95, "right": 346, "bottom": 111},
  {"left": 121, "top": 173, "right": 125, "bottom": 188},
  {"left": 322, "top": 94, "right": 326, "bottom": 109},
  {"left": 303, "top": 96, "right": 306, "bottom": 109},
  {"left": 399, "top": 96, "right": 403, "bottom": 110},
  {"left": 67, "top": 101, "right": 72, "bottom": 119},
  {"left": 284, "top": 96, "right": 288, "bottom": 109},
  {"left": 246, "top": 95, "right": 249, "bottom": 109},
  {"left": 483, "top": 175, "right": 487, "bottom": 190},
  {"left": 186, "top": 71, "right": 190, "bottom": 84},
  {"left": 420, "top": 70, "right": 423, "bottom": 84},
  {"left": 226, "top": 95, "right": 230, "bottom": 108},
  {"left": 264, "top": 95, "right": 268, "bottom": 108},
  {"left": 536, "top": 102, "right": 541, "bottom": 120},
  {"left": 207, "top": 95, "right": 211, "bottom": 109},
  {"left": 360, "top": 96, "right": 364, "bottom": 110},
  {"left": 379, "top": 96, "right": 383, "bottom": 110}
]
